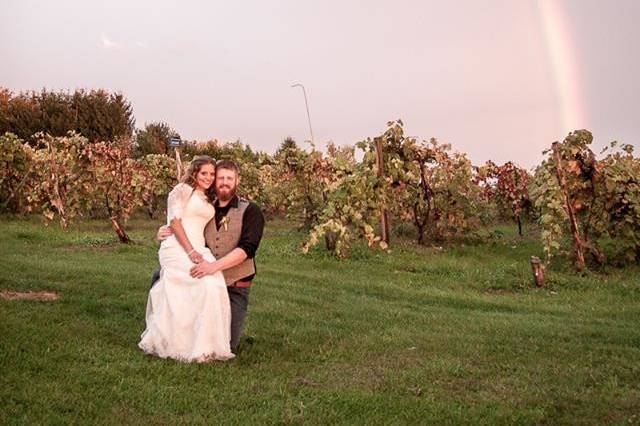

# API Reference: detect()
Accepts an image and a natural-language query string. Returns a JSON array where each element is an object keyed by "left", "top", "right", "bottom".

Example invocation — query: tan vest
[{"left": 204, "top": 198, "right": 256, "bottom": 285}]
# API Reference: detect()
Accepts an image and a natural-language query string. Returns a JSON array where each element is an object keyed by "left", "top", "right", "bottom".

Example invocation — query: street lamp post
[{"left": 291, "top": 82, "right": 315, "bottom": 146}]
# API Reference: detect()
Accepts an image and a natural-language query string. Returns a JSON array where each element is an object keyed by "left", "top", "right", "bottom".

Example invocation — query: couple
[{"left": 138, "top": 156, "right": 265, "bottom": 362}]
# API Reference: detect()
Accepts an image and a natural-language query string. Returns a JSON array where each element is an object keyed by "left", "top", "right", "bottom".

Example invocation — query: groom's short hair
[{"left": 216, "top": 159, "right": 240, "bottom": 176}]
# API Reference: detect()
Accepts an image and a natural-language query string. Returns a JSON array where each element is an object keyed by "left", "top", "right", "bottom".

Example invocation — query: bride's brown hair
[{"left": 181, "top": 155, "right": 217, "bottom": 201}]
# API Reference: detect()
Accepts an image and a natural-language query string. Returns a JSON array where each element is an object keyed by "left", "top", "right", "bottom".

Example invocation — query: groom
[{"left": 153, "top": 159, "right": 265, "bottom": 353}]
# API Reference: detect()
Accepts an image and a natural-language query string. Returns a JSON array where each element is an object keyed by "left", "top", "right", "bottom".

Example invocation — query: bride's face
[{"left": 194, "top": 164, "right": 215, "bottom": 191}]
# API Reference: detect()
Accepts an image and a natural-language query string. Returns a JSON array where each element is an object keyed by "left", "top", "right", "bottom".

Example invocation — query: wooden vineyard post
[
  {"left": 552, "top": 142, "right": 585, "bottom": 271},
  {"left": 47, "top": 140, "right": 67, "bottom": 229},
  {"left": 169, "top": 136, "right": 183, "bottom": 180},
  {"left": 530, "top": 256, "right": 545, "bottom": 287},
  {"left": 175, "top": 148, "right": 183, "bottom": 181},
  {"left": 374, "top": 137, "right": 390, "bottom": 246}
]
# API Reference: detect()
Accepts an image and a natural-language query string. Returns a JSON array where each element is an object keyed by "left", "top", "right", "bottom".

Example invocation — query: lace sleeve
[{"left": 166, "top": 183, "right": 193, "bottom": 224}]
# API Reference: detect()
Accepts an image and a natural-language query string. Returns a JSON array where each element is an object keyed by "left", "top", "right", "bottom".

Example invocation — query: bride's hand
[{"left": 188, "top": 251, "right": 204, "bottom": 264}]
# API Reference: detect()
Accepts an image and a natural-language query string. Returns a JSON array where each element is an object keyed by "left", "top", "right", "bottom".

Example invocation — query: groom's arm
[
  {"left": 157, "top": 225, "right": 172, "bottom": 242},
  {"left": 210, "top": 247, "right": 247, "bottom": 271},
  {"left": 190, "top": 203, "right": 265, "bottom": 278},
  {"left": 190, "top": 248, "right": 246, "bottom": 279}
]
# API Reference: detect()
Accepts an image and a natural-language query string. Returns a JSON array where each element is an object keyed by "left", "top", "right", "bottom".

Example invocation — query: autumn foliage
[{"left": 1, "top": 121, "right": 638, "bottom": 269}]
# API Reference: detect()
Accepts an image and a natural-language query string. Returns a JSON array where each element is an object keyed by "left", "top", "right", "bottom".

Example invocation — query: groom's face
[{"left": 215, "top": 168, "right": 239, "bottom": 201}]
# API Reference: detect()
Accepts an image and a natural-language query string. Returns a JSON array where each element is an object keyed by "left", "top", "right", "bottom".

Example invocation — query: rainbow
[{"left": 535, "top": 0, "right": 588, "bottom": 134}]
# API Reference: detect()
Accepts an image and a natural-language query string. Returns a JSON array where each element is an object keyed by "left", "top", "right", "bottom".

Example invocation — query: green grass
[{"left": 1, "top": 216, "right": 639, "bottom": 425}]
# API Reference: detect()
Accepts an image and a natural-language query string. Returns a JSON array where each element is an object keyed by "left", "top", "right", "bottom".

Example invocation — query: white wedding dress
[{"left": 139, "top": 183, "right": 234, "bottom": 362}]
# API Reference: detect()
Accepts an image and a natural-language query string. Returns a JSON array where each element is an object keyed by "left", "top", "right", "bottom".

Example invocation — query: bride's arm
[
  {"left": 166, "top": 184, "right": 204, "bottom": 264},
  {"left": 169, "top": 218, "right": 204, "bottom": 264}
]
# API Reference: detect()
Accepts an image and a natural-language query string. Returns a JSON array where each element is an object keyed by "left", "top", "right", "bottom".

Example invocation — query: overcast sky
[{"left": 1, "top": 0, "right": 639, "bottom": 168}]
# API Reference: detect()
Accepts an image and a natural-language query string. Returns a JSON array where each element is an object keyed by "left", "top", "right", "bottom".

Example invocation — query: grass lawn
[{"left": 1, "top": 216, "right": 639, "bottom": 425}]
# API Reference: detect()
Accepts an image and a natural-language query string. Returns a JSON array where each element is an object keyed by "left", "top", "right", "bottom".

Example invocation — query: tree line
[{"left": 0, "top": 88, "right": 134, "bottom": 143}]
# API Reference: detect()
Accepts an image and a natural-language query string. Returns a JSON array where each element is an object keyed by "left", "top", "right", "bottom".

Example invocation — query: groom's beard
[{"left": 216, "top": 185, "right": 236, "bottom": 202}]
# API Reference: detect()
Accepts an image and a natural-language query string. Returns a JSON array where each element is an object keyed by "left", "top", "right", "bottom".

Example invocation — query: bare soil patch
[{"left": 1, "top": 290, "right": 59, "bottom": 301}]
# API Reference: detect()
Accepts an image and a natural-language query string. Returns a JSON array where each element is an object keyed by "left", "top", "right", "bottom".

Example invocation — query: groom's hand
[
  {"left": 190, "top": 261, "right": 219, "bottom": 279},
  {"left": 157, "top": 225, "right": 173, "bottom": 242}
]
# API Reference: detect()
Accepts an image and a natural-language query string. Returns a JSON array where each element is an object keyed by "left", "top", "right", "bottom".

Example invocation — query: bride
[{"left": 139, "top": 155, "right": 234, "bottom": 362}]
